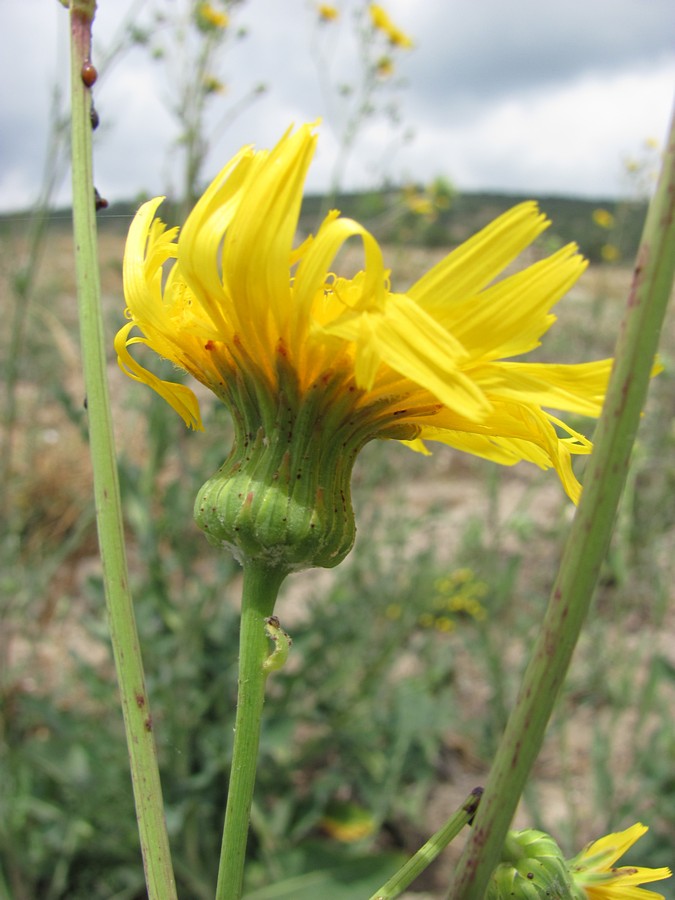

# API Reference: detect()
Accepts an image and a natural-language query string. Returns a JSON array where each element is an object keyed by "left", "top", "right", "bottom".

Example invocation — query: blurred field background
[{"left": 1, "top": 186, "right": 674, "bottom": 898}]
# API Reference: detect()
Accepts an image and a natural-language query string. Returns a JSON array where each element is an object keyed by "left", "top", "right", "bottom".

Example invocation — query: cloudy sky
[{"left": 1, "top": 0, "right": 673, "bottom": 212}]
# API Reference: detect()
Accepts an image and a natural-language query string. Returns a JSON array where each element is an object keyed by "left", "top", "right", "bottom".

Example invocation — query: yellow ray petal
[
  {"left": 123, "top": 197, "right": 177, "bottom": 326},
  {"left": 414, "top": 400, "right": 593, "bottom": 501},
  {"left": 220, "top": 124, "right": 318, "bottom": 342},
  {"left": 572, "top": 823, "right": 671, "bottom": 900},
  {"left": 408, "top": 202, "right": 550, "bottom": 313},
  {"left": 325, "top": 293, "right": 491, "bottom": 421},
  {"left": 444, "top": 244, "right": 588, "bottom": 360},
  {"left": 471, "top": 359, "right": 613, "bottom": 416},
  {"left": 294, "top": 214, "right": 387, "bottom": 322},
  {"left": 178, "top": 145, "right": 257, "bottom": 336},
  {"left": 114, "top": 322, "right": 203, "bottom": 430}
]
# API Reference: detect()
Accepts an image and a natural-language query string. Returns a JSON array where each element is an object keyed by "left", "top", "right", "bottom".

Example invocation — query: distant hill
[
  {"left": 1, "top": 189, "right": 647, "bottom": 263},
  {"left": 297, "top": 189, "right": 647, "bottom": 263}
]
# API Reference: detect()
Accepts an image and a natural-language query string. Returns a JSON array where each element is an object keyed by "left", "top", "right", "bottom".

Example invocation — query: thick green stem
[
  {"left": 215, "top": 562, "right": 287, "bottom": 900},
  {"left": 451, "top": 104, "right": 675, "bottom": 899},
  {"left": 69, "top": 4, "right": 176, "bottom": 898}
]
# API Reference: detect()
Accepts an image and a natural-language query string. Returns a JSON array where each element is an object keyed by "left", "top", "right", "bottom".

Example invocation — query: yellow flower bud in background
[
  {"left": 317, "top": 3, "right": 339, "bottom": 22},
  {"left": 592, "top": 208, "right": 615, "bottom": 229}
]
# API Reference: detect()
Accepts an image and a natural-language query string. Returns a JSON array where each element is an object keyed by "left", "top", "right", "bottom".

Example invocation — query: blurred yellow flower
[
  {"left": 116, "top": 123, "right": 614, "bottom": 504},
  {"left": 432, "top": 570, "right": 488, "bottom": 623},
  {"left": 403, "top": 180, "right": 453, "bottom": 219},
  {"left": 375, "top": 55, "right": 395, "bottom": 77},
  {"left": 449, "top": 593, "right": 487, "bottom": 621},
  {"left": 369, "top": 4, "right": 413, "bottom": 48},
  {"left": 592, "top": 208, "right": 615, "bottom": 229},
  {"left": 202, "top": 74, "right": 226, "bottom": 94},
  {"left": 317, "top": 3, "right": 339, "bottom": 21},
  {"left": 195, "top": 1, "right": 229, "bottom": 29},
  {"left": 570, "top": 823, "right": 671, "bottom": 899},
  {"left": 601, "top": 244, "right": 620, "bottom": 263},
  {"left": 450, "top": 568, "right": 473, "bottom": 583},
  {"left": 404, "top": 187, "right": 435, "bottom": 216},
  {"left": 320, "top": 802, "right": 376, "bottom": 842}
]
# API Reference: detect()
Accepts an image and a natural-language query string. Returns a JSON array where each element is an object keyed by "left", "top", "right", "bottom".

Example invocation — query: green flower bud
[
  {"left": 487, "top": 829, "right": 576, "bottom": 899},
  {"left": 194, "top": 355, "right": 411, "bottom": 572}
]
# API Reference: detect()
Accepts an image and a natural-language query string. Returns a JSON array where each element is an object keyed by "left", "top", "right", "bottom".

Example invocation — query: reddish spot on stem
[
  {"left": 81, "top": 61, "right": 98, "bottom": 87},
  {"left": 135, "top": 694, "right": 145, "bottom": 708},
  {"left": 144, "top": 715, "right": 153, "bottom": 732}
]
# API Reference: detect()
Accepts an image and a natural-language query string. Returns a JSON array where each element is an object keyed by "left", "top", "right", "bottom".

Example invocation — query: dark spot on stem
[
  {"left": 81, "top": 61, "right": 98, "bottom": 87},
  {"left": 464, "top": 787, "right": 483, "bottom": 824}
]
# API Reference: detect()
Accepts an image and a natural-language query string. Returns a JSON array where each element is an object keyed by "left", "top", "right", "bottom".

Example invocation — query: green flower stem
[
  {"left": 369, "top": 790, "right": 483, "bottom": 900},
  {"left": 216, "top": 562, "right": 287, "bottom": 900},
  {"left": 69, "top": 4, "right": 177, "bottom": 898},
  {"left": 451, "top": 107, "right": 675, "bottom": 899}
]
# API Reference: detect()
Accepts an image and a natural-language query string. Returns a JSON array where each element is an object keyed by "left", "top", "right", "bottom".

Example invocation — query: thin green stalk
[
  {"left": 215, "top": 562, "right": 287, "bottom": 900},
  {"left": 369, "top": 790, "right": 482, "bottom": 900},
  {"left": 451, "top": 103, "right": 675, "bottom": 899},
  {"left": 69, "top": 3, "right": 176, "bottom": 897}
]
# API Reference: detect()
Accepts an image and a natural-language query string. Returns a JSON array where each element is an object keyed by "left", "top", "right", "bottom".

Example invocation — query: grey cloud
[{"left": 405, "top": 0, "right": 674, "bottom": 116}]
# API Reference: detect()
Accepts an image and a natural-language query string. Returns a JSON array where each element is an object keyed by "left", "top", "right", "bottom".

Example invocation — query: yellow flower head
[
  {"left": 403, "top": 185, "right": 436, "bottom": 217},
  {"left": 202, "top": 74, "right": 226, "bottom": 95},
  {"left": 592, "top": 208, "right": 615, "bottom": 230},
  {"left": 116, "top": 123, "right": 613, "bottom": 518},
  {"left": 369, "top": 4, "right": 413, "bottom": 48},
  {"left": 570, "top": 823, "right": 672, "bottom": 899},
  {"left": 375, "top": 55, "right": 395, "bottom": 77},
  {"left": 195, "top": 2, "right": 229, "bottom": 30},
  {"left": 601, "top": 243, "right": 620, "bottom": 263},
  {"left": 317, "top": 3, "right": 339, "bottom": 21}
]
